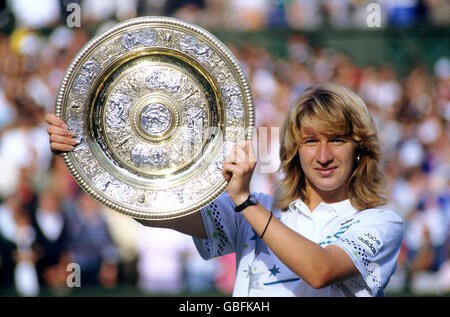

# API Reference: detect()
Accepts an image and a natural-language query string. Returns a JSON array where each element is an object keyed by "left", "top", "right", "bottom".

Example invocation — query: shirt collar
[
  {"left": 289, "top": 198, "right": 357, "bottom": 219},
  {"left": 324, "top": 199, "right": 358, "bottom": 217}
]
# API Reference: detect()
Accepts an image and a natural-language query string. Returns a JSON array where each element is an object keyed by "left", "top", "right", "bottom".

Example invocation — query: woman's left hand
[{"left": 222, "top": 140, "right": 257, "bottom": 206}]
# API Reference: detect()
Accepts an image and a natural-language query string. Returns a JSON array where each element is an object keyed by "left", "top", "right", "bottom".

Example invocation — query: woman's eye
[{"left": 330, "top": 138, "right": 345, "bottom": 143}]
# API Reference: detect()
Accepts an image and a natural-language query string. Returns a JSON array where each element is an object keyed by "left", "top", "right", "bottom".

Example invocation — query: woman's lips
[{"left": 315, "top": 167, "right": 337, "bottom": 176}]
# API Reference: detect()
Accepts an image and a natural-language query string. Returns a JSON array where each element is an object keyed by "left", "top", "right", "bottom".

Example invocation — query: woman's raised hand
[{"left": 222, "top": 140, "right": 257, "bottom": 206}]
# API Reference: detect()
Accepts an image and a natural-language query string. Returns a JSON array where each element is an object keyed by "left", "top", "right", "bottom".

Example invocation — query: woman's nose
[{"left": 316, "top": 143, "right": 334, "bottom": 165}]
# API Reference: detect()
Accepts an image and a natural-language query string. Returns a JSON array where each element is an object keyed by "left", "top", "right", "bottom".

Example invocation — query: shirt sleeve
[
  {"left": 330, "top": 209, "right": 404, "bottom": 296},
  {"left": 192, "top": 192, "right": 239, "bottom": 260}
]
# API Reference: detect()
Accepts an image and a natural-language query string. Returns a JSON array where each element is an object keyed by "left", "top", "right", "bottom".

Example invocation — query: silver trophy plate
[{"left": 55, "top": 16, "right": 254, "bottom": 220}]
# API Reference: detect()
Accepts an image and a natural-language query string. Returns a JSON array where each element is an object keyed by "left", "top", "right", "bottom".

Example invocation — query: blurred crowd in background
[{"left": 0, "top": 0, "right": 448, "bottom": 297}]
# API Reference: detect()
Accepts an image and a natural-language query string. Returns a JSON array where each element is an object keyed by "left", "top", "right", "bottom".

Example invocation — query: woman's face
[{"left": 298, "top": 126, "right": 356, "bottom": 202}]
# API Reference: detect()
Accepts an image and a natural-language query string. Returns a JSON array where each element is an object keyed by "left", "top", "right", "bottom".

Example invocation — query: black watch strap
[{"left": 234, "top": 194, "right": 258, "bottom": 212}]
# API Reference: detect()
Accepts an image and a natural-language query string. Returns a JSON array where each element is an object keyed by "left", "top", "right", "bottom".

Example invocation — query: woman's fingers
[
  {"left": 50, "top": 142, "right": 74, "bottom": 153},
  {"left": 47, "top": 124, "right": 74, "bottom": 138},
  {"left": 242, "top": 140, "right": 256, "bottom": 165},
  {"left": 222, "top": 144, "right": 254, "bottom": 205},
  {"left": 222, "top": 161, "right": 241, "bottom": 182},
  {"left": 226, "top": 141, "right": 256, "bottom": 166},
  {"left": 45, "top": 113, "right": 74, "bottom": 154},
  {"left": 44, "top": 113, "right": 67, "bottom": 129},
  {"left": 222, "top": 140, "right": 257, "bottom": 185},
  {"left": 49, "top": 133, "right": 77, "bottom": 146}
]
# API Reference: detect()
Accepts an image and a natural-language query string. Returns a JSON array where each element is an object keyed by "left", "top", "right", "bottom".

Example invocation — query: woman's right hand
[{"left": 44, "top": 113, "right": 77, "bottom": 154}]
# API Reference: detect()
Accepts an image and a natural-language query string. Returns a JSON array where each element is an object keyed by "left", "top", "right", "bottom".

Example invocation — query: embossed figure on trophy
[
  {"left": 121, "top": 29, "right": 156, "bottom": 51},
  {"left": 173, "top": 189, "right": 184, "bottom": 203},
  {"left": 148, "top": 147, "right": 169, "bottom": 168},
  {"left": 131, "top": 146, "right": 169, "bottom": 169},
  {"left": 222, "top": 84, "right": 244, "bottom": 119},
  {"left": 106, "top": 94, "right": 130, "bottom": 130},
  {"left": 82, "top": 61, "right": 101, "bottom": 81},
  {"left": 122, "top": 31, "right": 140, "bottom": 50},
  {"left": 179, "top": 35, "right": 212, "bottom": 61},
  {"left": 95, "top": 173, "right": 131, "bottom": 203},
  {"left": 72, "top": 61, "right": 101, "bottom": 95},
  {"left": 145, "top": 69, "right": 182, "bottom": 93},
  {"left": 140, "top": 103, "right": 172, "bottom": 135},
  {"left": 184, "top": 107, "right": 206, "bottom": 144},
  {"left": 124, "top": 75, "right": 139, "bottom": 93}
]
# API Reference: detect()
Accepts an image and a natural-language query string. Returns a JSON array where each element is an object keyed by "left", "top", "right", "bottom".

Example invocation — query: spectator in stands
[
  {"left": 32, "top": 187, "right": 72, "bottom": 292},
  {"left": 66, "top": 190, "right": 120, "bottom": 288}
]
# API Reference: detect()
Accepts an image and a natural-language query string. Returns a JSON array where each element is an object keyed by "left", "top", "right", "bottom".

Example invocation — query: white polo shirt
[{"left": 193, "top": 192, "right": 403, "bottom": 297}]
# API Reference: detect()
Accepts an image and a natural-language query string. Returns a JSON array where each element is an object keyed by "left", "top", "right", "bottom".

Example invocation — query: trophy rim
[{"left": 55, "top": 16, "right": 254, "bottom": 220}]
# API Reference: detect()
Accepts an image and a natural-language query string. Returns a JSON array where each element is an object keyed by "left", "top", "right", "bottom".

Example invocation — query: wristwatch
[{"left": 234, "top": 194, "right": 258, "bottom": 212}]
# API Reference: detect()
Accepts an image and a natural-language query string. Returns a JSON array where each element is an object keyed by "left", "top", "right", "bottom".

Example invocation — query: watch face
[{"left": 249, "top": 195, "right": 258, "bottom": 205}]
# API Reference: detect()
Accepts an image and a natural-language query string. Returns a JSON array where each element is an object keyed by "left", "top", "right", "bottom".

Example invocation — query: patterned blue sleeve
[
  {"left": 330, "top": 209, "right": 404, "bottom": 296},
  {"left": 192, "top": 192, "right": 239, "bottom": 259}
]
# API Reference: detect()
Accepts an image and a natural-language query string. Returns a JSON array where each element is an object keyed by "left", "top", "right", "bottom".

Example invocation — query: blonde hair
[{"left": 274, "top": 83, "right": 387, "bottom": 211}]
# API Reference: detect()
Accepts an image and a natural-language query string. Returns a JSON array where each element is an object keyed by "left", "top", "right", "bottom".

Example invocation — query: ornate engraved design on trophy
[
  {"left": 95, "top": 173, "right": 114, "bottom": 192},
  {"left": 190, "top": 179, "right": 207, "bottom": 195},
  {"left": 145, "top": 68, "right": 182, "bottom": 94},
  {"left": 139, "top": 103, "right": 172, "bottom": 136},
  {"left": 113, "top": 180, "right": 129, "bottom": 201},
  {"left": 181, "top": 85, "right": 199, "bottom": 102},
  {"left": 173, "top": 189, "right": 184, "bottom": 203},
  {"left": 179, "top": 35, "right": 211, "bottom": 61},
  {"left": 208, "top": 151, "right": 225, "bottom": 185},
  {"left": 179, "top": 185, "right": 193, "bottom": 202},
  {"left": 184, "top": 106, "right": 206, "bottom": 145},
  {"left": 81, "top": 60, "right": 101, "bottom": 81},
  {"left": 155, "top": 29, "right": 173, "bottom": 45},
  {"left": 72, "top": 77, "right": 88, "bottom": 96},
  {"left": 71, "top": 101, "right": 82, "bottom": 109},
  {"left": 125, "top": 75, "right": 139, "bottom": 93},
  {"left": 222, "top": 84, "right": 244, "bottom": 119},
  {"left": 114, "top": 137, "right": 134, "bottom": 161},
  {"left": 121, "top": 29, "right": 156, "bottom": 51},
  {"left": 145, "top": 191, "right": 158, "bottom": 207},
  {"left": 164, "top": 32, "right": 172, "bottom": 44},
  {"left": 137, "top": 193, "right": 145, "bottom": 204},
  {"left": 169, "top": 141, "right": 183, "bottom": 165},
  {"left": 95, "top": 173, "right": 131, "bottom": 203},
  {"left": 131, "top": 145, "right": 169, "bottom": 169},
  {"left": 225, "top": 126, "right": 245, "bottom": 142},
  {"left": 74, "top": 149, "right": 99, "bottom": 177},
  {"left": 213, "top": 59, "right": 232, "bottom": 83},
  {"left": 72, "top": 60, "right": 101, "bottom": 95},
  {"left": 116, "top": 135, "right": 131, "bottom": 149},
  {"left": 106, "top": 94, "right": 131, "bottom": 130},
  {"left": 94, "top": 40, "right": 121, "bottom": 68}
]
